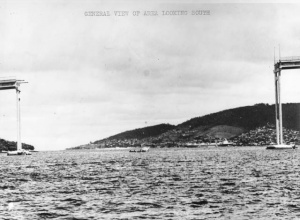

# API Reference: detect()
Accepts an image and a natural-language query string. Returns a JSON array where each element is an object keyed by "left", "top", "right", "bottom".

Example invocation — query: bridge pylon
[
  {"left": 267, "top": 57, "right": 300, "bottom": 149},
  {"left": 0, "top": 78, "right": 30, "bottom": 155}
]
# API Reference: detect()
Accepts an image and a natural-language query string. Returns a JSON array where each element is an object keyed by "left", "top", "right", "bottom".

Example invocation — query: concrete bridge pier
[{"left": 267, "top": 57, "right": 300, "bottom": 149}]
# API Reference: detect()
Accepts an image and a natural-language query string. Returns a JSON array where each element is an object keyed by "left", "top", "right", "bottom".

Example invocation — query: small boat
[
  {"left": 140, "top": 146, "right": 150, "bottom": 152},
  {"left": 205, "top": 143, "right": 218, "bottom": 148},
  {"left": 218, "top": 139, "right": 234, "bottom": 147},
  {"left": 129, "top": 144, "right": 150, "bottom": 152},
  {"left": 7, "top": 149, "right": 32, "bottom": 156},
  {"left": 184, "top": 143, "right": 200, "bottom": 148},
  {"left": 266, "top": 144, "right": 297, "bottom": 150}
]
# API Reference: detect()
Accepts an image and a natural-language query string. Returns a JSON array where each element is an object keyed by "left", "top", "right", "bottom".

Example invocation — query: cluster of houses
[
  {"left": 69, "top": 124, "right": 300, "bottom": 150},
  {"left": 106, "top": 125, "right": 299, "bottom": 148},
  {"left": 232, "top": 125, "right": 299, "bottom": 146}
]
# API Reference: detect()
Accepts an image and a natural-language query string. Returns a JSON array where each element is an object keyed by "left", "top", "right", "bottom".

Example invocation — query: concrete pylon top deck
[
  {"left": 0, "top": 79, "right": 25, "bottom": 91},
  {"left": 275, "top": 56, "right": 300, "bottom": 71}
]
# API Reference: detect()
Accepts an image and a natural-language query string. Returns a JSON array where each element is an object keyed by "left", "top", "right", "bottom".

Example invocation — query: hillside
[
  {"left": 67, "top": 103, "right": 300, "bottom": 149},
  {"left": 178, "top": 103, "right": 300, "bottom": 131},
  {"left": 0, "top": 138, "right": 34, "bottom": 151},
  {"left": 232, "top": 124, "right": 300, "bottom": 146},
  {"left": 94, "top": 123, "right": 176, "bottom": 143},
  {"left": 67, "top": 123, "right": 175, "bottom": 150}
]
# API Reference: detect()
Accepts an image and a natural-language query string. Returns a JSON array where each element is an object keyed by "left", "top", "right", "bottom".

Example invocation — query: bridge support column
[
  {"left": 267, "top": 57, "right": 300, "bottom": 150},
  {"left": 274, "top": 69, "right": 283, "bottom": 145},
  {"left": 16, "top": 86, "right": 21, "bottom": 151}
]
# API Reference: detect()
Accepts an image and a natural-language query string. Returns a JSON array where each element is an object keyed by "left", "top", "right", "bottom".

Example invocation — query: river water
[{"left": 0, "top": 147, "right": 300, "bottom": 219}]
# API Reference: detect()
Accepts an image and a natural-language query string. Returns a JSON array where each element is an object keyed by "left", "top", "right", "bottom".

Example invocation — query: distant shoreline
[{"left": 65, "top": 145, "right": 279, "bottom": 151}]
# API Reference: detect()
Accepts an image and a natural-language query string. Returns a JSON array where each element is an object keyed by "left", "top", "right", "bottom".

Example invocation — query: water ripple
[{"left": 1, "top": 147, "right": 300, "bottom": 219}]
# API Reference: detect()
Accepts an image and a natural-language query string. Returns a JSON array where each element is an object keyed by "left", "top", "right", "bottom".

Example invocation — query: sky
[{"left": 1, "top": 0, "right": 300, "bottom": 151}]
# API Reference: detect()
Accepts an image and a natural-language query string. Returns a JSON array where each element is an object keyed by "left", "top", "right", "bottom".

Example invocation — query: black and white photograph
[{"left": 1, "top": 0, "right": 300, "bottom": 219}]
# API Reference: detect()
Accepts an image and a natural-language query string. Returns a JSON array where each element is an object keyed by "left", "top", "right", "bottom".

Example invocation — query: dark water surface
[{"left": 1, "top": 147, "right": 300, "bottom": 219}]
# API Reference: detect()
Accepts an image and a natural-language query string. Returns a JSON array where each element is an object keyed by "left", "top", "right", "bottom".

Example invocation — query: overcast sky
[{"left": 1, "top": 0, "right": 300, "bottom": 151}]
